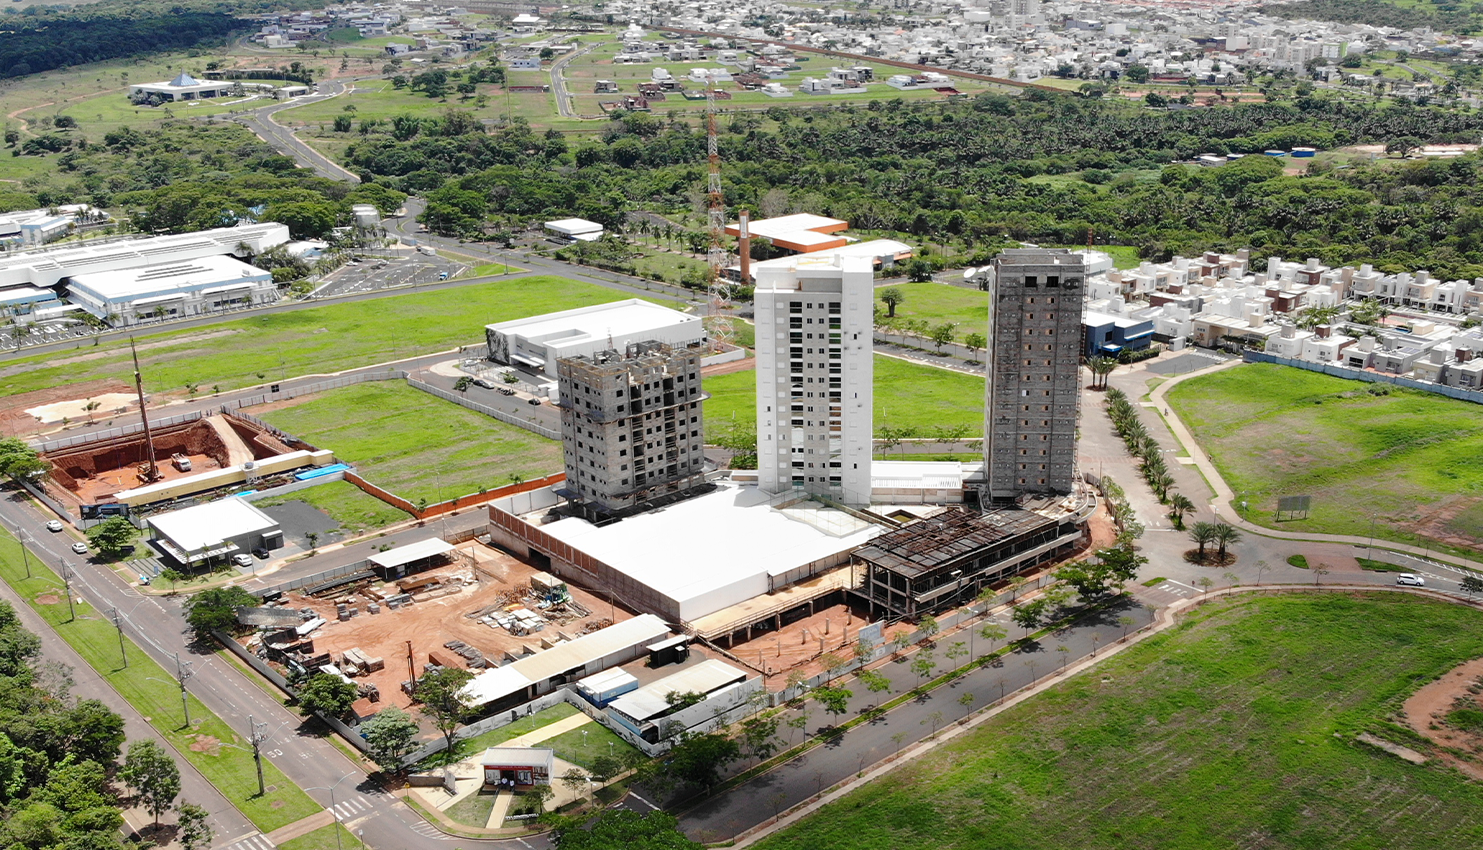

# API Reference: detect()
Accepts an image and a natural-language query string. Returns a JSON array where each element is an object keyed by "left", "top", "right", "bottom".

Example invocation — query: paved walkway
[{"left": 1147, "top": 358, "right": 1483, "bottom": 571}]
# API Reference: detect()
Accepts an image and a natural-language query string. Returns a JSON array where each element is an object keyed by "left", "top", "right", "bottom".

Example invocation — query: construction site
[{"left": 239, "top": 541, "right": 635, "bottom": 721}]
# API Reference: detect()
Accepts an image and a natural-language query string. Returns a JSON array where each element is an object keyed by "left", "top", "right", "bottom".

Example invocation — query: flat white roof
[
  {"left": 368, "top": 537, "right": 455, "bottom": 569},
  {"left": 538, "top": 482, "right": 882, "bottom": 621},
  {"left": 0, "top": 223, "right": 289, "bottom": 289},
  {"left": 69, "top": 254, "right": 269, "bottom": 302},
  {"left": 485, "top": 298, "right": 699, "bottom": 340},
  {"left": 749, "top": 239, "right": 910, "bottom": 272},
  {"left": 744, "top": 213, "right": 846, "bottom": 240},
  {"left": 480, "top": 746, "right": 554, "bottom": 769},
  {"left": 871, "top": 460, "right": 965, "bottom": 490},
  {"left": 462, "top": 614, "right": 670, "bottom": 707},
  {"left": 607, "top": 659, "right": 747, "bottom": 722},
  {"left": 148, "top": 498, "right": 279, "bottom": 553},
  {"left": 544, "top": 218, "right": 604, "bottom": 235}
]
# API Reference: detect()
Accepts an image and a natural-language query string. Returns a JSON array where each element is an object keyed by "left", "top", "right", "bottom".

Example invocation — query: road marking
[
  {"left": 1161, "top": 579, "right": 1201, "bottom": 593},
  {"left": 627, "top": 792, "right": 658, "bottom": 810},
  {"left": 223, "top": 833, "right": 275, "bottom": 850}
]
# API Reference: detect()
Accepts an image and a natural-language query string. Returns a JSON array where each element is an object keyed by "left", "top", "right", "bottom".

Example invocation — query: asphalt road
[
  {"left": 231, "top": 81, "right": 361, "bottom": 183},
  {"left": 550, "top": 41, "right": 608, "bottom": 119}
]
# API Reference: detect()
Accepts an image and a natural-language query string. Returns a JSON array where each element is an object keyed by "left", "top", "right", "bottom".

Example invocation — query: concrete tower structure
[
  {"left": 983, "top": 248, "right": 1085, "bottom": 502},
  {"left": 555, "top": 341, "right": 708, "bottom": 515},
  {"left": 754, "top": 255, "right": 874, "bottom": 505}
]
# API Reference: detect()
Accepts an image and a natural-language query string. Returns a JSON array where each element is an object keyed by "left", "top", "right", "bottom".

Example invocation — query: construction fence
[{"left": 32, "top": 411, "right": 205, "bottom": 453}]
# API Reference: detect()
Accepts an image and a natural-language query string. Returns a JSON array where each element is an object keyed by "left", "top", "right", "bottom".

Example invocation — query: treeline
[
  {"left": 0, "top": 10, "right": 237, "bottom": 79},
  {"left": 1260, "top": 0, "right": 1483, "bottom": 34},
  {"left": 341, "top": 92, "right": 1483, "bottom": 279}
]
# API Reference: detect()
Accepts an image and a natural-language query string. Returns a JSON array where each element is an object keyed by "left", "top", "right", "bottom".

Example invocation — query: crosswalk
[
  {"left": 330, "top": 794, "right": 377, "bottom": 822},
  {"left": 222, "top": 834, "right": 274, "bottom": 850},
  {"left": 410, "top": 819, "right": 457, "bottom": 840}
]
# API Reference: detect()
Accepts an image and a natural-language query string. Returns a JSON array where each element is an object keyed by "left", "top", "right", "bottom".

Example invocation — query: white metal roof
[
  {"left": 368, "top": 538, "right": 455, "bottom": 570},
  {"left": 743, "top": 213, "right": 846, "bottom": 240},
  {"left": 607, "top": 659, "right": 748, "bottom": 723},
  {"left": 480, "top": 746, "right": 554, "bottom": 769},
  {"left": 148, "top": 498, "right": 279, "bottom": 553},
  {"left": 543, "top": 218, "right": 604, "bottom": 235},
  {"left": 577, "top": 667, "right": 639, "bottom": 693},
  {"left": 871, "top": 460, "right": 965, "bottom": 490},
  {"left": 67, "top": 254, "right": 270, "bottom": 302},
  {"left": 462, "top": 614, "right": 670, "bottom": 707},
  {"left": 485, "top": 298, "right": 698, "bottom": 341},
  {"left": 748, "top": 239, "right": 911, "bottom": 272}
]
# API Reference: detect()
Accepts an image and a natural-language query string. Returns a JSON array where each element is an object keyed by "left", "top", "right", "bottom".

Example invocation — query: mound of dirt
[{"left": 1403, "top": 656, "right": 1483, "bottom": 780}]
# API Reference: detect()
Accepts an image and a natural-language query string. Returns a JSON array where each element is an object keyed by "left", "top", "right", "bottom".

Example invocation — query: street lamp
[
  {"left": 307, "top": 772, "right": 360, "bottom": 850},
  {"left": 60, "top": 560, "right": 76, "bottom": 622}
]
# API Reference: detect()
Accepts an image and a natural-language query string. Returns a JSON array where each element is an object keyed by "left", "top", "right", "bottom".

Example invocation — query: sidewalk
[{"left": 1147, "top": 357, "right": 1483, "bottom": 572}]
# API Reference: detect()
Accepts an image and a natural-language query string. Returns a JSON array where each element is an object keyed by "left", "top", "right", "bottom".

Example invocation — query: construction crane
[
  {"left": 129, "top": 337, "right": 162, "bottom": 483},
  {"left": 704, "top": 72, "right": 734, "bottom": 348}
]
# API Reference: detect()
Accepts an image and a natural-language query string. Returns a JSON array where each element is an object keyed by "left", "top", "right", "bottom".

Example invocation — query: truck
[
  {"left": 170, "top": 454, "right": 192, "bottom": 472},
  {"left": 417, "top": 245, "right": 435, "bottom": 256}
]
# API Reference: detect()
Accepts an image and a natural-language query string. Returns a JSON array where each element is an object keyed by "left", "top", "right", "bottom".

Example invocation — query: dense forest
[
  {"left": 339, "top": 93, "right": 1483, "bottom": 279},
  {"left": 1, "top": 122, "right": 403, "bottom": 240},
  {"left": 0, "top": 600, "right": 141, "bottom": 849},
  {"left": 1261, "top": 0, "right": 1483, "bottom": 35}
]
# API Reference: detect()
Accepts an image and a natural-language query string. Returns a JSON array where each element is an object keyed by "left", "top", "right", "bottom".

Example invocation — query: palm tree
[
  {"left": 1150, "top": 472, "right": 1176, "bottom": 503},
  {"left": 1168, "top": 494, "right": 1195, "bottom": 529},
  {"left": 1188, "top": 521, "right": 1217, "bottom": 558},
  {"left": 1088, "top": 356, "right": 1118, "bottom": 390},
  {"left": 1213, "top": 523, "right": 1241, "bottom": 560}
]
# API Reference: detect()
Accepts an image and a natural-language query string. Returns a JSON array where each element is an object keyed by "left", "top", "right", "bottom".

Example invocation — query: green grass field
[
  {"left": 0, "top": 276, "right": 652, "bottom": 405},
  {"left": 0, "top": 532, "right": 321, "bottom": 833},
  {"left": 278, "top": 823, "right": 358, "bottom": 850},
  {"left": 254, "top": 480, "right": 410, "bottom": 535},
  {"left": 258, "top": 382, "right": 563, "bottom": 503},
  {"left": 878, "top": 283, "right": 987, "bottom": 340},
  {"left": 1167, "top": 363, "right": 1483, "bottom": 553},
  {"left": 702, "top": 356, "right": 984, "bottom": 439},
  {"left": 541, "top": 720, "right": 639, "bottom": 768},
  {"left": 756, "top": 592, "right": 1483, "bottom": 850}
]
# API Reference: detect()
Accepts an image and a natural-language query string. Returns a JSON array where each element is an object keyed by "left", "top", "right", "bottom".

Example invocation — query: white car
[
  {"left": 231, "top": 554, "right": 254, "bottom": 568},
  {"left": 45, "top": 520, "right": 63, "bottom": 532},
  {"left": 1395, "top": 573, "right": 1425, "bottom": 587},
  {"left": 71, "top": 541, "right": 89, "bottom": 555}
]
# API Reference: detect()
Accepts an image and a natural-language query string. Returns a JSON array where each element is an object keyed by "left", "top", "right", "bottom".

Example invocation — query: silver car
[{"left": 1395, "top": 573, "right": 1425, "bottom": 587}]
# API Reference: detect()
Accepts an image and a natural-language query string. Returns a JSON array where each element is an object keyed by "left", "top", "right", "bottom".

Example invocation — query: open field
[
  {"left": 1167, "top": 363, "right": 1483, "bottom": 554},
  {"left": 756, "top": 592, "right": 1483, "bottom": 850},
  {"left": 254, "top": 480, "right": 410, "bottom": 535},
  {"left": 878, "top": 282, "right": 986, "bottom": 340},
  {"left": 0, "top": 532, "right": 322, "bottom": 833},
  {"left": 257, "top": 382, "right": 563, "bottom": 503},
  {"left": 702, "top": 355, "right": 984, "bottom": 438},
  {"left": 0, "top": 276, "right": 652, "bottom": 411}
]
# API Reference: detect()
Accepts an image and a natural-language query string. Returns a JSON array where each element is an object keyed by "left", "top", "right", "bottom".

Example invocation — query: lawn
[
  {"left": 702, "top": 356, "right": 984, "bottom": 440},
  {"left": 445, "top": 789, "right": 500, "bottom": 828},
  {"left": 277, "top": 823, "right": 358, "bottom": 850},
  {"left": 258, "top": 381, "right": 563, "bottom": 503},
  {"left": 0, "top": 275, "right": 649, "bottom": 404},
  {"left": 1167, "top": 363, "right": 1483, "bottom": 553},
  {"left": 253, "top": 480, "right": 410, "bottom": 535},
  {"left": 0, "top": 532, "right": 321, "bottom": 833},
  {"left": 541, "top": 720, "right": 639, "bottom": 768},
  {"left": 755, "top": 592, "right": 1483, "bottom": 850},
  {"left": 877, "top": 282, "right": 987, "bottom": 340}
]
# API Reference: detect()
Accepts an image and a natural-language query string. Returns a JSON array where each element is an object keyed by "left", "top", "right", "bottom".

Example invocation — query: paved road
[
  {"left": 231, "top": 81, "right": 361, "bottom": 182},
  {"left": 550, "top": 41, "right": 608, "bottom": 118}
]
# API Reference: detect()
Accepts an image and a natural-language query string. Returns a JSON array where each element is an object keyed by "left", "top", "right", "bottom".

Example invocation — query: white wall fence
[
  {"left": 32, "top": 410, "right": 205, "bottom": 452},
  {"left": 1245, "top": 350, "right": 1483, "bottom": 405},
  {"left": 237, "top": 470, "right": 348, "bottom": 501},
  {"left": 222, "top": 369, "right": 407, "bottom": 413},
  {"left": 405, "top": 377, "right": 561, "bottom": 440}
]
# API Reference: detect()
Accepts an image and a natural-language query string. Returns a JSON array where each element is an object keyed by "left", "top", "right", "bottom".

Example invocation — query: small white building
[
  {"left": 543, "top": 218, "right": 604, "bottom": 243},
  {"left": 129, "top": 72, "right": 236, "bottom": 103},
  {"left": 148, "top": 498, "right": 285, "bottom": 566},
  {"left": 485, "top": 299, "right": 703, "bottom": 379},
  {"left": 351, "top": 204, "right": 380, "bottom": 229},
  {"left": 66, "top": 254, "right": 277, "bottom": 326}
]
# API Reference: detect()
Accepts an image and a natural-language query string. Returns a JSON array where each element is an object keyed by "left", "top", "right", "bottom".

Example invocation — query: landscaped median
[{"left": 0, "top": 531, "right": 321, "bottom": 833}]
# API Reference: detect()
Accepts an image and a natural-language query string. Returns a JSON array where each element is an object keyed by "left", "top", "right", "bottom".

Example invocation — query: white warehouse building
[
  {"left": 485, "top": 299, "right": 704, "bottom": 380},
  {"left": 0, "top": 223, "right": 289, "bottom": 290},
  {"left": 67, "top": 254, "right": 277, "bottom": 326}
]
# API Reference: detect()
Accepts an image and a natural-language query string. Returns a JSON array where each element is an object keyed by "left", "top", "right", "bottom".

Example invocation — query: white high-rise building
[{"left": 754, "top": 255, "right": 874, "bottom": 505}]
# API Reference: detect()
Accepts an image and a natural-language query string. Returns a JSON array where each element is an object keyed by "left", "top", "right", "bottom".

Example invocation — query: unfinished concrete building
[
  {"left": 555, "top": 341, "right": 707, "bottom": 515},
  {"left": 983, "top": 248, "right": 1086, "bottom": 502}
]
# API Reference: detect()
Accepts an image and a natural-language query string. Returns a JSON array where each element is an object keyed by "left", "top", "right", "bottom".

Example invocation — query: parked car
[
  {"left": 231, "top": 553, "right": 254, "bottom": 568},
  {"left": 473, "top": 377, "right": 496, "bottom": 389},
  {"left": 71, "top": 542, "right": 88, "bottom": 555},
  {"left": 527, "top": 396, "right": 542, "bottom": 405},
  {"left": 1395, "top": 573, "right": 1425, "bottom": 587},
  {"left": 252, "top": 547, "right": 270, "bottom": 560},
  {"left": 45, "top": 520, "right": 63, "bottom": 532}
]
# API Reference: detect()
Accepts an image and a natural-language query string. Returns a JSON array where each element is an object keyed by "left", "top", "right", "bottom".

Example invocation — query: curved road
[
  {"left": 549, "top": 41, "right": 608, "bottom": 119},
  {"left": 231, "top": 80, "right": 361, "bottom": 182}
]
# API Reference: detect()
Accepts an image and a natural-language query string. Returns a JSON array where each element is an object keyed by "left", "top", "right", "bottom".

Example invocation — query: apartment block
[
  {"left": 984, "top": 248, "right": 1085, "bottom": 502},
  {"left": 754, "top": 255, "right": 874, "bottom": 505},
  {"left": 555, "top": 341, "right": 707, "bottom": 515}
]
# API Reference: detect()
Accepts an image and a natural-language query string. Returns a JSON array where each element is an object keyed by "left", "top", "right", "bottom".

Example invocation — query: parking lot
[{"left": 310, "top": 253, "right": 467, "bottom": 299}]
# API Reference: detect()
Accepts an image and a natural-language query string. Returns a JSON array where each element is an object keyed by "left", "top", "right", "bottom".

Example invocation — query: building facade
[
  {"left": 555, "top": 341, "right": 707, "bottom": 515},
  {"left": 754, "top": 255, "right": 874, "bottom": 505},
  {"left": 984, "top": 248, "right": 1085, "bottom": 501}
]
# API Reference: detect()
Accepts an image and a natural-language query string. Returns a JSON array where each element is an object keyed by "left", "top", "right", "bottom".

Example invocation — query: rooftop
[
  {"left": 67, "top": 254, "right": 269, "bottom": 301},
  {"left": 147, "top": 498, "right": 279, "bottom": 554},
  {"left": 461, "top": 614, "right": 671, "bottom": 707},
  {"left": 853, "top": 507, "right": 1057, "bottom": 578},
  {"left": 485, "top": 298, "right": 699, "bottom": 340}
]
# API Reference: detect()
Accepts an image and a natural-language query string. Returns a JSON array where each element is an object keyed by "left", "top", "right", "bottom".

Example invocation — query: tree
[
  {"left": 0, "top": 436, "right": 47, "bottom": 480},
  {"left": 588, "top": 754, "right": 624, "bottom": 784},
  {"left": 361, "top": 707, "right": 420, "bottom": 774},
  {"left": 917, "top": 614, "right": 940, "bottom": 643},
  {"left": 813, "top": 685, "right": 853, "bottom": 726},
  {"left": 1461, "top": 575, "right": 1483, "bottom": 597},
  {"left": 739, "top": 715, "right": 780, "bottom": 765},
  {"left": 177, "top": 802, "right": 212, "bottom": 850},
  {"left": 963, "top": 331, "right": 986, "bottom": 362},
  {"left": 85, "top": 516, "right": 135, "bottom": 558},
  {"left": 183, "top": 585, "right": 259, "bottom": 639},
  {"left": 121, "top": 740, "right": 180, "bottom": 830},
  {"left": 1196, "top": 576, "right": 1213, "bottom": 595},
  {"left": 979, "top": 623, "right": 1007, "bottom": 654},
  {"left": 1125, "top": 64, "right": 1150, "bottom": 83},
  {"left": 296, "top": 673, "right": 358, "bottom": 718},
  {"left": 1144, "top": 92, "right": 1168, "bottom": 108},
  {"left": 1118, "top": 615, "right": 1135, "bottom": 640},
  {"left": 1212, "top": 523, "right": 1241, "bottom": 560},
  {"left": 910, "top": 649, "right": 937, "bottom": 685},
  {"left": 879, "top": 286, "right": 905, "bottom": 318},
  {"left": 160, "top": 568, "right": 185, "bottom": 594},
  {"left": 663, "top": 731, "right": 740, "bottom": 790},
  {"left": 1188, "top": 521, "right": 1217, "bottom": 559},
  {"left": 858, "top": 669, "right": 891, "bottom": 699},
  {"left": 1167, "top": 494, "right": 1195, "bottom": 530},
  {"left": 561, "top": 767, "right": 589, "bottom": 801},
  {"left": 929, "top": 323, "right": 956, "bottom": 352},
  {"left": 415, "top": 666, "right": 475, "bottom": 753},
  {"left": 891, "top": 631, "right": 913, "bottom": 658},
  {"left": 63, "top": 698, "right": 127, "bottom": 764},
  {"left": 958, "top": 691, "right": 975, "bottom": 718},
  {"left": 819, "top": 652, "right": 848, "bottom": 684},
  {"left": 453, "top": 375, "right": 473, "bottom": 393},
  {"left": 945, "top": 640, "right": 968, "bottom": 670},
  {"left": 553, "top": 809, "right": 702, "bottom": 850},
  {"left": 1011, "top": 599, "right": 1046, "bottom": 636},
  {"left": 1087, "top": 356, "right": 1118, "bottom": 390}
]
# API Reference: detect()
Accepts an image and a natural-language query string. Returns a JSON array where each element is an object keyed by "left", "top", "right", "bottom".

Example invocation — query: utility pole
[
  {"left": 111, "top": 607, "right": 127, "bottom": 667},
  {"left": 173, "top": 653, "right": 195, "bottom": 726},
  {"left": 16, "top": 529, "right": 31, "bottom": 579},
  {"left": 405, "top": 640, "right": 416, "bottom": 693},
  {"left": 60, "top": 561, "right": 75, "bottom": 622},
  {"left": 248, "top": 715, "right": 269, "bottom": 796}
]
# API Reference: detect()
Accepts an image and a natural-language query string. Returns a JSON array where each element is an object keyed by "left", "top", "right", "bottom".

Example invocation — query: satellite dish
[{"left": 963, "top": 267, "right": 978, "bottom": 279}]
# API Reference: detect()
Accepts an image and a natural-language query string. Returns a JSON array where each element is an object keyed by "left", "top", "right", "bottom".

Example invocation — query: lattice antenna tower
[{"left": 705, "top": 72, "right": 734, "bottom": 347}]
